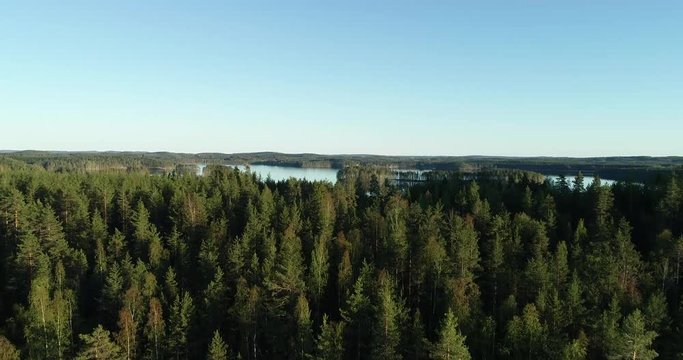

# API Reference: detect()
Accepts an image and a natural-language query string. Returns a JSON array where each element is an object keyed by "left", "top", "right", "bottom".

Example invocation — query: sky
[{"left": 1, "top": 1, "right": 682, "bottom": 156}]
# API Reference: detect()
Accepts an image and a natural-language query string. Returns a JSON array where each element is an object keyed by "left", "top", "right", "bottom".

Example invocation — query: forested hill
[
  {"left": 2, "top": 151, "right": 682, "bottom": 182},
  {"left": 0, "top": 164, "right": 682, "bottom": 359}
]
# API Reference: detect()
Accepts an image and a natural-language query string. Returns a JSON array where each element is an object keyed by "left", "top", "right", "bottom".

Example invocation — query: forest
[
  {"left": 0, "top": 163, "right": 682, "bottom": 359},
  {"left": 3, "top": 151, "right": 682, "bottom": 182}
]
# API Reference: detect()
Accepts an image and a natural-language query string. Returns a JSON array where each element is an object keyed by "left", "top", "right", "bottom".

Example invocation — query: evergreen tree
[
  {"left": 561, "top": 331, "right": 588, "bottom": 360},
  {"left": 431, "top": 309, "right": 471, "bottom": 360},
  {"left": 405, "top": 309, "right": 430, "bottom": 360},
  {"left": 505, "top": 304, "right": 547, "bottom": 359},
  {"left": 267, "top": 226, "right": 305, "bottom": 311},
  {"left": 610, "top": 310, "right": 658, "bottom": 360},
  {"left": 341, "top": 262, "right": 373, "bottom": 360},
  {"left": 167, "top": 292, "right": 195, "bottom": 359},
  {"left": 337, "top": 248, "right": 353, "bottom": 303},
  {"left": 573, "top": 172, "right": 585, "bottom": 193},
  {"left": 75, "top": 325, "right": 125, "bottom": 360},
  {"left": 294, "top": 294, "right": 313, "bottom": 360},
  {"left": 598, "top": 296, "right": 622, "bottom": 356},
  {"left": 309, "top": 235, "right": 330, "bottom": 312},
  {"left": 385, "top": 195, "right": 409, "bottom": 278},
  {"left": 202, "top": 267, "right": 228, "bottom": 338},
  {"left": 371, "top": 271, "right": 404, "bottom": 360},
  {"left": 447, "top": 214, "right": 480, "bottom": 280},
  {"left": 1, "top": 156, "right": 683, "bottom": 359},
  {"left": 0, "top": 335, "right": 20, "bottom": 360},
  {"left": 570, "top": 219, "right": 588, "bottom": 267},
  {"left": 315, "top": 314, "right": 345, "bottom": 360},
  {"left": 208, "top": 330, "right": 229, "bottom": 360}
]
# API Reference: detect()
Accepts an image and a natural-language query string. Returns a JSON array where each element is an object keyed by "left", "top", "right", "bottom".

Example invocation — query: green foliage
[
  {"left": 0, "top": 162, "right": 681, "bottom": 359},
  {"left": 315, "top": 314, "right": 345, "bottom": 360},
  {"left": 431, "top": 309, "right": 471, "bottom": 360},
  {"left": 294, "top": 294, "right": 313, "bottom": 359},
  {"left": 562, "top": 331, "right": 588, "bottom": 360},
  {"left": 167, "top": 292, "right": 194, "bottom": 359},
  {"left": 75, "top": 325, "right": 124, "bottom": 360},
  {"left": 309, "top": 235, "right": 330, "bottom": 306},
  {"left": 609, "top": 310, "right": 658, "bottom": 360},
  {"left": 0, "top": 335, "right": 20, "bottom": 360},
  {"left": 208, "top": 330, "right": 229, "bottom": 360},
  {"left": 371, "top": 271, "right": 405, "bottom": 360},
  {"left": 505, "top": 304, "right": 547, "bottom": 359}
]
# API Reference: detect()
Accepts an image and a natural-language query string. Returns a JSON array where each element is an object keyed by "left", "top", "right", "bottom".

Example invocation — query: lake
[
  {"left": 195, "top": 165, "right": 619, "bottom": 188},
  {"left": 197, "top": 164, "right": 340, "bottom": 183},
  {"left": 545, "top": 175, "right": 617, "bottom": 188}
]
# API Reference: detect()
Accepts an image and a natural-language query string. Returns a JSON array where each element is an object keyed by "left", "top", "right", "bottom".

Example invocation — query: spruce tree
[
  {"left": 75, "top": 325, "right": 125, "bottom": 360},
  {"left": 315, "top": 314, "right": 345, "bottom": 360},
  {"left": 207, "top": 330, "right": 229, "bottom": 360},
  {"left": 431, "top": 309, "right": 471, "bottom": 360},
  {"left": 371, "top": 271, "right": 404, "bottom": 360},
  {"left": 610, "top": 310, "right": 658, "bottom": 360},
  {"left": 0, "top": 335, "right": 20, "bottom": 360}
]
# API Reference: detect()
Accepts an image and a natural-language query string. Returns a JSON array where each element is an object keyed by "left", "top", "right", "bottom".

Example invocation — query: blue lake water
[
  {"left": 196, "top": 164, "right": 618, "bottom": 187},
  {"left": 235, "top": 165, "right": 340, "bottom": 183},
  {"left": 198, "top": 164, "right": 340, "bottom": 183},
  {"left": 546, "top": 175, "right": 617, "bottom": 187}
]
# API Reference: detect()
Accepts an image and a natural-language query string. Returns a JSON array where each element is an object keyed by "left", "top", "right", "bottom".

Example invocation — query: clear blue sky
[{"left": 1, "top": 1, "right": 682, "bottom": 156}]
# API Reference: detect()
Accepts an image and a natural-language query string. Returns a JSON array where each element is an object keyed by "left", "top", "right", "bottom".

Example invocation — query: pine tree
[
  {"left": 167, "top": 292, "right": 195, "bottom": 359},
  {"left": 230, "top": 278, "right": 260, "bottom": 360},
  {"left": 405, "top": 309, "right": 430, "bottom": 360},
  {"left": 91, "top": 210, "right": 108, "bottom": 276},
  {"left": 598, "top": 296, "right": 622, "bottom": 356},
  {"left": 202, "top": 267, "right": 228, "bottom": 336},
  {"left": 132, "top": 201, "right": 153, "bottom": 259},
  {"left": 610, "top": 309, "right": 658, "bottom": 360},
  {"left": 505, "top": 304, "right": 547, "bottom": 359},
  {"left": 337, "top": 248, "right": 353, "bottom": 304},
  {"left": 294, "top": 294, "right": 313, "bottom": 360},
  {"left": 573, "top": 172, "right": 585, "bottom": 193},
  {"left": 431, "top": 309, "right": 471, "bottom": 360},
  {"left": 163, "top": 267, "right": 179, "bottom": 305},
  {"left": 15, "top": 232, "right": 48, "bottom": 281},
  {"left": 341, "top": 262, "right": 373, "bottom": 360},
  {"left": 643, "top": 291, "right": 668, "bottom": 334},
  {"left": 385, "top": 194, "right": 409, "bottom": 278},
  {"left": 371, "top": 271, "right": 404, "bottom": 360},
  {"left": 590, "top": 177, "right": 614, "bottom": 241},
  {"left": 75, "top": 325, "right": 125, "bottom": 360},
  {"left": 553, "top": 241, "right": 569, "bottom": 291},
  {"left": 309, "top": 235, "right": 329, "bottom": 311},
  {"left": 447, "top": 214, "right": 480, "bottom": 280},
  {"left": 207, "top": 330, "right": 229, "bottom": 360},
  {"left": 0, "top": 335, "right": 20, "bottom": 360},
  {"left": 658, "top": 174, "right": 681, "bottom": 226},
  {"left": 315, "top": 314, "right": 345, "bottom": 360},
  {"left": 267, "top": 226, "right": 305, "bottom": 311},
  {"left": 100, "top": 261, "right": 123, "bottom": 321},
  {"left": 522, "top": 186, "right": 533, "bottom": 213},
  {"left": 565, "top": 271, "right": 585, "bottom": 330},
  {"left": 570, "top": 219, "right": 588, "bottom": 267},
  {"left": 109, "top": 229, "right": 126, "bottom": 263},
  {"left": 561, "top": 331, "right": 588, "bottom": 360},
  {"left": 613, "top": 219, "right": 641, "bottom": 299}
]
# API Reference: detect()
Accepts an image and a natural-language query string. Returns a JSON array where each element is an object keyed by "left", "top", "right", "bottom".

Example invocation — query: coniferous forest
[{"left": 1, "top": 164, "right": 682, "bottom": 359}]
